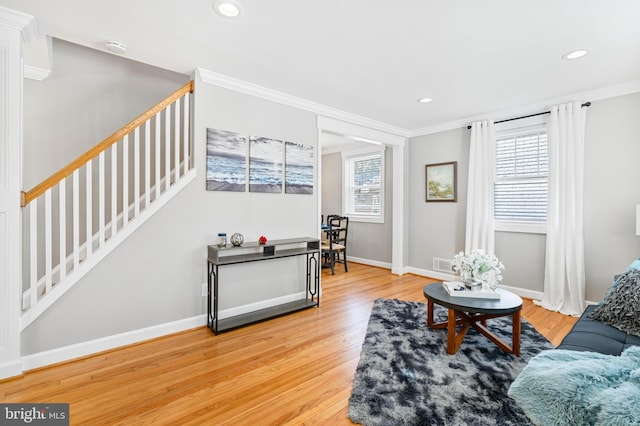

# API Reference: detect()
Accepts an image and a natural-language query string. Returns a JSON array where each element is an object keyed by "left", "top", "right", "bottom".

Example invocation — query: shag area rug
[{"left": 348, "top": 298, "right": 553, "bottom": 426}]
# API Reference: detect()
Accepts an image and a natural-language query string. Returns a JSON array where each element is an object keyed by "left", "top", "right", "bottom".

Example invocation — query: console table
[{"left": 207, "top": 237, "right": 320, "bottom": 334}]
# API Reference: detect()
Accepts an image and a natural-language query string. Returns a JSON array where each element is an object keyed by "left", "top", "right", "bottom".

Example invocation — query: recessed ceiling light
[
  {"left": 562, "top": 49, "right": 590, "bottom": 60},
  {"left": 105, "top": 40, "right": 126, "bottom": 55},
  {"left": 213, "top": 0, "right": 243, "bottom": 18},
  {"left": 417, "top": 97, "right": 433, "bottom": 104}
]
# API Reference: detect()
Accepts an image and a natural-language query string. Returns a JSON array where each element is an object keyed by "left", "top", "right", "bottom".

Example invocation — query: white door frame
[{"left": 317, "top": 116, "right": 408, "bottom": 274}]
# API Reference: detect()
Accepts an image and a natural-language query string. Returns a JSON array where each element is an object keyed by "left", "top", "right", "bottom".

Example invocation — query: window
[
  {"left": 342, "top": 148, "right": 385, "bottom": 223},
  {"left": 494, "top": 126, "right": 548, "bottom": 233}
]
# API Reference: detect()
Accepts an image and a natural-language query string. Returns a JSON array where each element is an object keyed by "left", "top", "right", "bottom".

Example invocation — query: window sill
[
  {"left": 494, "top": 221, "right": 547, "bottom": 234},
  {"left": 347, "top": 215, "right": 384, "bottom": 224}
]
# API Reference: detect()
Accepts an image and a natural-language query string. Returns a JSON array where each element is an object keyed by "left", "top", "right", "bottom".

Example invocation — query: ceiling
[{"left": 3, "top": 0, "right": 640, "bottom": 136}]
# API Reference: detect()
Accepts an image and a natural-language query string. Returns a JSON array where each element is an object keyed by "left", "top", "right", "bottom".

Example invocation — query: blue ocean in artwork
[
  {"left": 206, "top": 153, "right": 246, "bottom": 184},
  {"left": 285, "top": 164, "right": 313, "bottom": 186},
  {"left": 285, "top": 142, "right": 313, "bottom": 194},
  {"left": 249, "top": 158, "right": 282, "bottom": 186}
]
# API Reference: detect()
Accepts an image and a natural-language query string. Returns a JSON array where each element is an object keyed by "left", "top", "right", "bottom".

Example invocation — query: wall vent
[{"left": 433, "top": 257, "right": 454, "bottom": 273}]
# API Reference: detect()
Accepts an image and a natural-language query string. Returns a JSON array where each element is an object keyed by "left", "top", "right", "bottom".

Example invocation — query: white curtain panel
[
  {"left": 538, "top": 102, "right": 587, "bottom": 316},
  {"left": 465, "top": 120, "right": 496, "bottom": 254}
]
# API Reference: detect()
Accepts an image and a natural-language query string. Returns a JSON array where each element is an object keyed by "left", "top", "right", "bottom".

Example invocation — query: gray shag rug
[{"left": 348, "top": 298, "right": 554, "bottom": 426}]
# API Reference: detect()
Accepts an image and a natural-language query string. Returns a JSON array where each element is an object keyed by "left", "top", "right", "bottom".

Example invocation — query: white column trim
[
  {"left": 391, "top": 143, "right": 408, "bottom": 275},
  {"left": 317, "top": 116, "right": 407, "bottom": 275},
  {"left": 0, "top": 7, "right": 37, "bottom": 380}
]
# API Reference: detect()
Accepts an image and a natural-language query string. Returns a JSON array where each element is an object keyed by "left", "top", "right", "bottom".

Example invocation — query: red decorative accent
[{"left": 258, "top": 235, "right": 268, "bottom": 245}]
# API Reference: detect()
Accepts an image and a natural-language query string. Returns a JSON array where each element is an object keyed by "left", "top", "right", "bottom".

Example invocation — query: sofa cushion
[
  {"left": 588, "top": 268, "right": 640, "bottom": 338},
  {"left": 558, "top": 305, "right": 640, "bottom": 355}
]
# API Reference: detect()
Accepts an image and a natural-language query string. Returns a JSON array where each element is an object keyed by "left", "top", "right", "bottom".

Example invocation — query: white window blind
[
  {"left": 343, "top": 150, "right": 384, "bottom": 223},
  {"left": 495, "top": 130, "right": 548, "bottom": 224}
]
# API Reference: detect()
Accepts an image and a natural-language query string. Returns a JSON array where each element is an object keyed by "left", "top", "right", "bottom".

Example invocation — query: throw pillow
[
  {"left": 602, "top": 257, "right": 640, "bottom": 302},
  {"left": 588, "top": 268, "right": 640, "bottom": 337}
]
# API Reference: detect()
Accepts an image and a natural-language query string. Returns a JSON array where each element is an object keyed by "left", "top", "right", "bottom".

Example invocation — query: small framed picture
[{"left": 425, "top": 161, "right": 457, "bottom": 202}]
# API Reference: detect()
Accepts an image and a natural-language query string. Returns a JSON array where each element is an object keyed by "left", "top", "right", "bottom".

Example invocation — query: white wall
[
  {"left": 21, "top": 42, "right": 319, "bottom": 355},
  {"left": 407, "top": 91, "right": 640, "bottom": 302}
]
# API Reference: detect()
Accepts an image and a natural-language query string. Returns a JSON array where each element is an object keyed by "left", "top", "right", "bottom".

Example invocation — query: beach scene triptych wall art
[{"left": 206, "top": 127, "right": 313, "bottom": 194}]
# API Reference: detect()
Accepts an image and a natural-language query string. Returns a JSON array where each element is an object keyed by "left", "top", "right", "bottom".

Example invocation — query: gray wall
[
  {"left": 583, "top": 92, "right": 640, "bottom": 300},
  {"left": 321, "top": 152, "right": 342, "bottom": 219},
  {"left": 321, "top": 148, "right": 393, "bottom": 264},
  {"left": 23, "top": 39, "right": 190, "bottom": 190},
  {"left": 21, "top": 41, "right": 319, "bottom": 354},
  {"left": 407, "top": 91, "right": 640, "bottom": 302},
  {"left": 408, "top": 128, "right": 468, "bottom": 271}
]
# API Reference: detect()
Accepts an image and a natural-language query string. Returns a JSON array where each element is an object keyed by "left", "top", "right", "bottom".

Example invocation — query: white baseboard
[
  {"left": 21, "top": 314, "right": 206, "bottom": 372},
  {"left": 0, "top": 359, "right": 23, "bottom": 380},
  {"left": 405, "top": 266, "right": 458, "bottom": 282},
  {"left": 21, "top": 291, "right": 316, "bottom": 373},
  {"left": 404, "top": 266, "right": 549, "bottom": 301},
  {"left": 499, "top": 284, "right": 544, "bottom": 301},
  {"left": 347, "top": 256, "right": 391, "bottom": 270}
]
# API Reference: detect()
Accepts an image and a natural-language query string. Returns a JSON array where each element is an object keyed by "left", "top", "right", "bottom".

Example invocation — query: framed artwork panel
[{"left": 425, "top": 161, "right": 457, "bottom": 202}]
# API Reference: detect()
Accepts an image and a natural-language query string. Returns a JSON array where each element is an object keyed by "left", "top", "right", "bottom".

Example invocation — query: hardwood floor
[{"left": 0, "top": 263, "right": 577, "bottom": 425}]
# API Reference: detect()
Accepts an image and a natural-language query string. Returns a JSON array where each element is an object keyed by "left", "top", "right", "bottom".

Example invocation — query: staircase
[{"left": 19, "top": 81, "right": 195, "bottom": 330}]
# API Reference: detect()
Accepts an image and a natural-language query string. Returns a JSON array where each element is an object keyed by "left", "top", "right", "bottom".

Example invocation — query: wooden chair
[{"left": 321, "top": 216, "right": 349, "bottom": 274}]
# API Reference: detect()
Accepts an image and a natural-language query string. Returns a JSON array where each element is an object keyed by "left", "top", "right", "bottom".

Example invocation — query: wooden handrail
[{"left": 21, "top": 80, "right": 194, "bottom": 207}]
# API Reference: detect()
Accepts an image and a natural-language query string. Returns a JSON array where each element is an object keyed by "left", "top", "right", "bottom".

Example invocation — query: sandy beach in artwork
[
  {"left": 207, "top": 180, "right": 246, "bottom": 192},
  {"left": 285, "top": 184, "right": 313, "bottom": 194},
  {"left": 249, "top": 183, "right": 282, "bottom": 193}
]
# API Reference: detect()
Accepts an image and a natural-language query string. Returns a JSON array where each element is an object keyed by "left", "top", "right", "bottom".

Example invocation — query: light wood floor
[{"left": 0, "top": 263, "right": 577, "bottom": 425}]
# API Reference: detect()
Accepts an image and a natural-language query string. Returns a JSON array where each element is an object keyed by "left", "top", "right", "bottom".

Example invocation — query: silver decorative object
[{"left": 230, "top": 232, "right": 244, "bottom": 246}]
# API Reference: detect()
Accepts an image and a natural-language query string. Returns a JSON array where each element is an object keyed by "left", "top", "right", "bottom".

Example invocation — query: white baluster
[
  {"left": 111, "top": 144, "right": 118, "bottom": 239},
  {"left": 165, "top": 105, "right": 171, "bottom": 191},
  {"left": 73, "top": 169, "right": 80, "bottom": 270},
  {"left": 134, "top": 127, "right": 140, "bottom": 219},
  {"left": 155, "top": 115, "right": 161, "bottom": 201},
  {"left": 85, "top": 160, "right": 93, "bottom": 259},
  {"left": 144, "top": 119, "right": 150, "bottom": 208},
  {"left": 183, "top": 93, "right": 190, "bottom": 172},
  {"left": 123, "top": 134, "right": 129, "bottom": 226},
  {"left": 99, "top": 151, "right": 105, "bottom": 247},
  {"left": 59, "top": 179, "right": 66, "bottom": 282},
  {"left": 44, "top": 188, "right": 52, "bottom": 293},
  {"left": 29, "top": 200, "right": 38, "bottom": 309},
  {"left": 175, "top": 97, "right": 181, "bottom": 180}
]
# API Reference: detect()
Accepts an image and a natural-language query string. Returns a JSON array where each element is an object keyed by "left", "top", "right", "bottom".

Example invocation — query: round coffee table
[{"left": 423, "top": 282, "right": 523, "bottom": 356}]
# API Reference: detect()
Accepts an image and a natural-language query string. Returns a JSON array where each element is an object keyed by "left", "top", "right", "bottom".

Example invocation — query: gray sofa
[
  {"left": 556, "top": 304, "right": 640, "bottom": 355},
  {"left": 508, "top": 267, "right": 640, "bottom": 425}
]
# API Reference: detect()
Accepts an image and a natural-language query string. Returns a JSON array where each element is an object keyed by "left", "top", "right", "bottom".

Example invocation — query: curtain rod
[{"left": 466, "top": 101, "right": 591, "bottom": 129}]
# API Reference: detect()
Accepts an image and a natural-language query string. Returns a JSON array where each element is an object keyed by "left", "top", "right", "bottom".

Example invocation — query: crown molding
[
  {"left": 196, "top": 67, "right": 411, "bottom": 139},
  {"left": 410, "top": 79, "right": 640, "bottom": 137},
  {"left": 197, "top": 66, "right": 640, "bottom": 141},
  {"left": 0, "top": 7, "right": 38, "bottom": 43}
]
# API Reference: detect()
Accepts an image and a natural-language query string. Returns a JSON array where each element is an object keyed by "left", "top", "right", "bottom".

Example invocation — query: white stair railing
[{"left": 20, "top": 81, "right": 195, "bottom": 330}]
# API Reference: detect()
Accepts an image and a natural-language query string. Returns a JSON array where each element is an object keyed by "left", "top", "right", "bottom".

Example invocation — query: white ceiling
[{"left": 3, "top": 0, "right": 640, "bottom": 136}]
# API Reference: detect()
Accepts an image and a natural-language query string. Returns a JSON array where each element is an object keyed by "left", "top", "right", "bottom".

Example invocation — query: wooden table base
[{"left": 427, "top": 299, "right": 521, "bottom": 356}]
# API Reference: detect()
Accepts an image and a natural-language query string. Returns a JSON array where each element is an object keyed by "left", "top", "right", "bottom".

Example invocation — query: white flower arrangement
[{"left": 452, "top": 249, "right": 505, "bottom": 288}]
